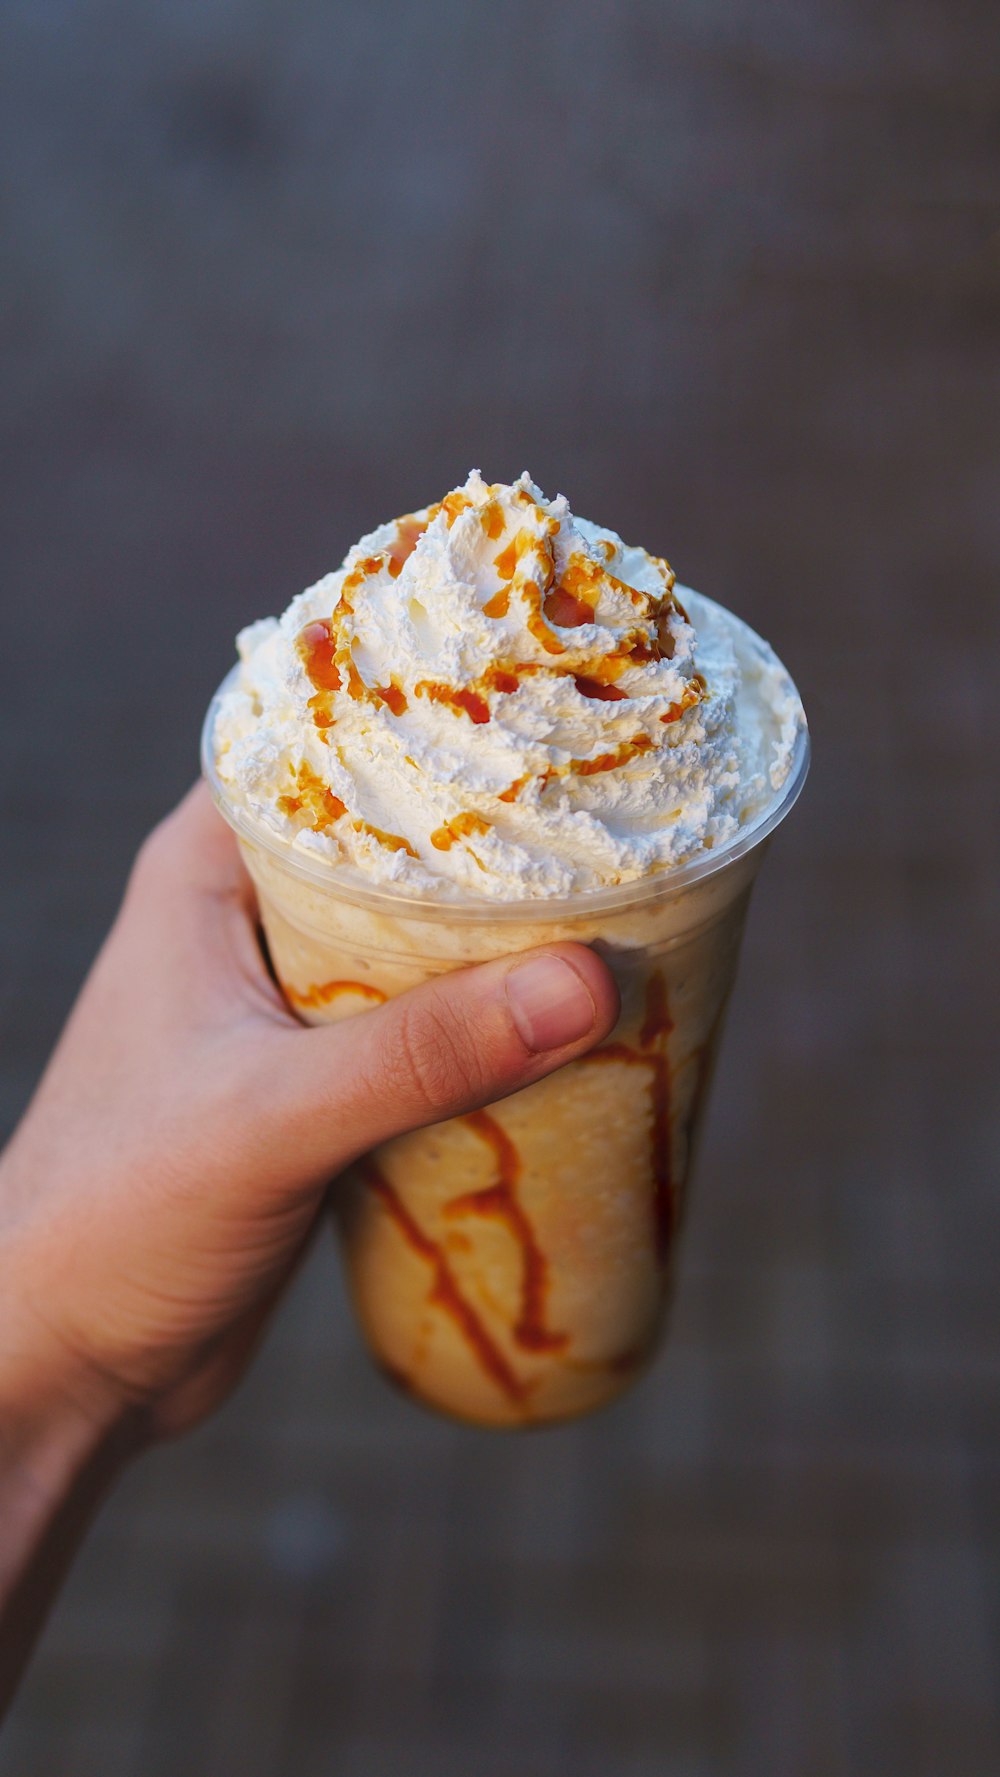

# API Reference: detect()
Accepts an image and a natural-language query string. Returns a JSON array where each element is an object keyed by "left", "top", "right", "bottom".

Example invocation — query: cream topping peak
[{"left": 213, "top": 470, "right": 803, "bottom": 899}]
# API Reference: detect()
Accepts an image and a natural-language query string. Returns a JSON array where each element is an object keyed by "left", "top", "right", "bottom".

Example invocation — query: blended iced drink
[{"left": 204, "top": 471, "right": 807, "bottom": 1427}]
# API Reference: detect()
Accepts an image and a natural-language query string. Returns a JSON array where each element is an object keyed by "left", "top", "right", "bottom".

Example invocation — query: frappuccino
[{"left": 205, "top": 471, "right": 807, "bottom": 1426}]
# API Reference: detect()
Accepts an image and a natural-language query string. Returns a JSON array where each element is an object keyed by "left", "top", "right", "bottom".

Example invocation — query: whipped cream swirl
[{"left": 213, "top": 471, "right": 803, "bottom": 899}]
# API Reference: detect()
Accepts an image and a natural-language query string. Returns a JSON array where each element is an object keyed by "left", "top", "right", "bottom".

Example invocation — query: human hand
[{"left": 0, "top": 783, "right": 618, "bottom": 1447}]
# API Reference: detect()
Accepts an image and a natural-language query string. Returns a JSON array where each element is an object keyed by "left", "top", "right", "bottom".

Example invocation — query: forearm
[{"left": 0, "top": 1303, "right": 136, "bottom": 1718}]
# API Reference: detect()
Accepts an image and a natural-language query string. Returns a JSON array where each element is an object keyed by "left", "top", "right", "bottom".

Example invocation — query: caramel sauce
[
  {"left": 497, "top": 730, "right": 655, "bottom": 801},
  {"left": 360, "top": 1159, "right": 528, "bottom": 1405},
  {"left": 583, "top": 973, "right": 675, "bottom": 1261},
  {"left": 430, "top": 811, "right": 491, "bottom": 852},
  {"left": 415, "top": 680, "right": 491, "bottom": 725},
  {"left": 481, "top": 663, "right": 521, "bottom": 695},
  {"left": 498, "top": 697, "right": 693, "bottom": 797},
  {"left": 568, "top": 731, "right": 654, "bottom": 778},
  {"left": 303, "top": 553, "right": 393, "bottom": 722},
  {"left": 298, "top": 619, "right": 341, "bottom": 691},
  {"left": 277, "top": 763, "right": 347, "bottom": 831},
  {"left": 445, "top": 1111, "right": 567, "bottom": 1354},
  {"left": 426, "top": 490, "right": 472, "bottom": 528},
  {"left": 574, "top": 675, "right": 628, "bottom": 702},
  {"left": 298, "top": 618, "right": 342, "bottom": 734},
  {"left": 277, "top": 764, "right": 414, "bottom": 858},
  {"left": 659, "top": 677, "right": 704, "bottom": 726},
  {"left": 300, "top": 554, "right": 415, "bottom": 722},
  {"left": 480, "top": 500, "right": 505, "bottom": 541},
  {"left": 353, "top": 819, "right": 417, "bottom": 857},
  {"left": 585, "top": 1041, "right": 673, "bottom": 1261},
  {"left": 521, "top": 577, "right": 565, "bottom": 656},
  {"left": 285, "top": 978, "right": 388, "bottom": 1011},
  {"left": 298, "top": 519, "right": 702, "bottom": 822},
  {"left": 386, "top": 515, "right": 427, "bottom": 578},
  {"left": 498, "top": 774, "right": 531, "bottom": 804},
  {"left": 308, "top": 699, "right": 336, "bottom": 730},
  {"left": 559, "top": 551, "right": 654, "bottom": 615},
  {"left": 482, "top": 585, "right": 511, "bottom": 619},
  {"left": 343, "top": 657, "right": 370, "bottom": 703},
  {"left": 493, "top": 529, "right": 534, "bottom": 581},
  {"left": 544, "top": 585, "right": 595, "bottom": 628},
  {"left": 655, "top": 607, "right": 676, "bottom": 659},
  {"left": 345, "top": 554, "right": 385, "bottom": 597},
  {"left": 646, "top": 550, "right": 677, "bottom": 592},
  {"left": 374, "top": 681, "right": 408, "bottom": 716}
]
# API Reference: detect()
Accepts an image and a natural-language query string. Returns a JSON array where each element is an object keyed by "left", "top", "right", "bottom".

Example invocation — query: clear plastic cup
[{"left": 202, "top": 627, "right": 808, "bottom": 1428}]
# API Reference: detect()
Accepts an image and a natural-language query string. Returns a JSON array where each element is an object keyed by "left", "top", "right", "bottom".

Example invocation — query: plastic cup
[{"left": 202, "top": 607, "right": 808, "bottom": 1428}]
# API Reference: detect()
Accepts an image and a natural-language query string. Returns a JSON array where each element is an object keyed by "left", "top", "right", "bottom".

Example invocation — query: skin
[{"left": 0, "top": 783, "right": 618, "bottom": 1715}]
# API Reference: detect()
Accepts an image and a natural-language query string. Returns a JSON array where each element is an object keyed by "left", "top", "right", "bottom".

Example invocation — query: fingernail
[{"left": 505, "top": 955, "right": 596, "bottom": 1053}]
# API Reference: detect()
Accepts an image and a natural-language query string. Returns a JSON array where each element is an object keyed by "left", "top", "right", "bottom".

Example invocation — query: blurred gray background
[{"left": 2, "top": 1, "right": 998, "bottom": 1773}]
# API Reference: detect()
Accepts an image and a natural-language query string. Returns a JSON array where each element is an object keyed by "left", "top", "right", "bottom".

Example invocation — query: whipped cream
[{"left": 213, "top": 471, "right": 804, "bottom": 900}]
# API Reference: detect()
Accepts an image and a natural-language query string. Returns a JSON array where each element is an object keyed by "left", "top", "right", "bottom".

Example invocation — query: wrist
[
  {"left": 0, "top": 1275, "right": 139, "bottom": 1556},
  {"left": 0, "top": 1299, "right": 139, "bottom": 1719}
]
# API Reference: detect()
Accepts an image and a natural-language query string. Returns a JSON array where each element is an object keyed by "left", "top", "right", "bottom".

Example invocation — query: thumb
[{"left": 258, "top": 943, "right": 620, "bottom": 1182}]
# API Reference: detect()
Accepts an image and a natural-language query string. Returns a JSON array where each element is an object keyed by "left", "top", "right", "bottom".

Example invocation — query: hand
[
  {"left": 0, "top": 782, "right": 617, "bottom": 1713},
  {"left": 0, "top": 783, "right": 618, "bottom": 1446}
]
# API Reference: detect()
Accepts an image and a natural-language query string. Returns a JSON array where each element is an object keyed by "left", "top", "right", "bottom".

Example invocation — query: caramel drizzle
[
  {"left": 297, "top": 619, "right": 341, "bottom": 732},
  {"left": 425, "top": 489, "right": 472, "bottom": 527},
  {"left": 521, "top": 577, "right": 566, "bottom": 656},
  {"left": 277, "top": 761, "right": 415, "bottom": 857},
  {"left": 498, "top": 774, "right": 530, "bottom": 804},
  {"left": 480, "top": 499, "right": 505, "bottom": 541},
  {"left": 430, "top": 811, "right": 491, "bottom": 852},
  {"left": 482, "top": 585, "right": 510, "bottom": 619},
  {"left": 360, "top": 970, "right": 729, "bottom": 1404},
  {"left": 585, "top": 972, "right": 675, "bottom": 1262},
  {"left": 558, "top": 551, "right": 657, "bottom": 616},
  {"left": 656, "top": 672, "right": 705, "bottom": 726},
  {"left": 544, "top": 584, "right": 595, "bottom": 627},
  {"left": 435, "top": 530, "right": 701, "bottom": 734},
  {"left": 375, "top": 681, "right": 408, "bottom": 716},
  {"left": 355, "top": 820, "right": 417, "bottom": 857},
  {"left": 414, "top": 680, "right": 490, "bottom": 725},
  {"left": 486, "top": 524, "right": 565, "bottom": 657},
  {"left": 277, "top": 762, "right": 347, "bottom": 828},
  {"left": 360, "top": 1159, "right": 529, "bottom": 1405},
  {"left": 298, "top": 550, "right": 414, "bottom": 735},
  {"left": 444, "top": 1110, "right": 568, "bottom": 1354},
  {"left": 498, "top": 732, "right": 658, "bottom": 803},
  {"left": 493, "top": 532, "right": 523, "bottom": 582},
  {"left": 297, "top": 506, "right": 702, "bottom": 826},
  {"left": 386, "top": 514, "right": 427, "bottom": 578},
  {"left": 574, "top": 675, "right": 627, "bottom": 702},
  {"left": 285, "top": 978, "right": 388, "bottom": 1012}
]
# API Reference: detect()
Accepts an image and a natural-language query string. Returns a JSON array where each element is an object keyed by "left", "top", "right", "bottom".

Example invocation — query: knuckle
[{"left": 379, "top": 992, "right": 487, "bottom": 1119}]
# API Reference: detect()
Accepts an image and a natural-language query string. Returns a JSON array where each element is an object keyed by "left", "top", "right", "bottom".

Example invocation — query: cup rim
[{"left": 201, "top": 619, "right": 810, "bottom": 925}]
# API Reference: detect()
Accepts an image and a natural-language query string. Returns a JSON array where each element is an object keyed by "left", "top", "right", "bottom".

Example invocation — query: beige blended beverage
[{"left": 204, "top": 471, "right": 808, "bottom": 1428}]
